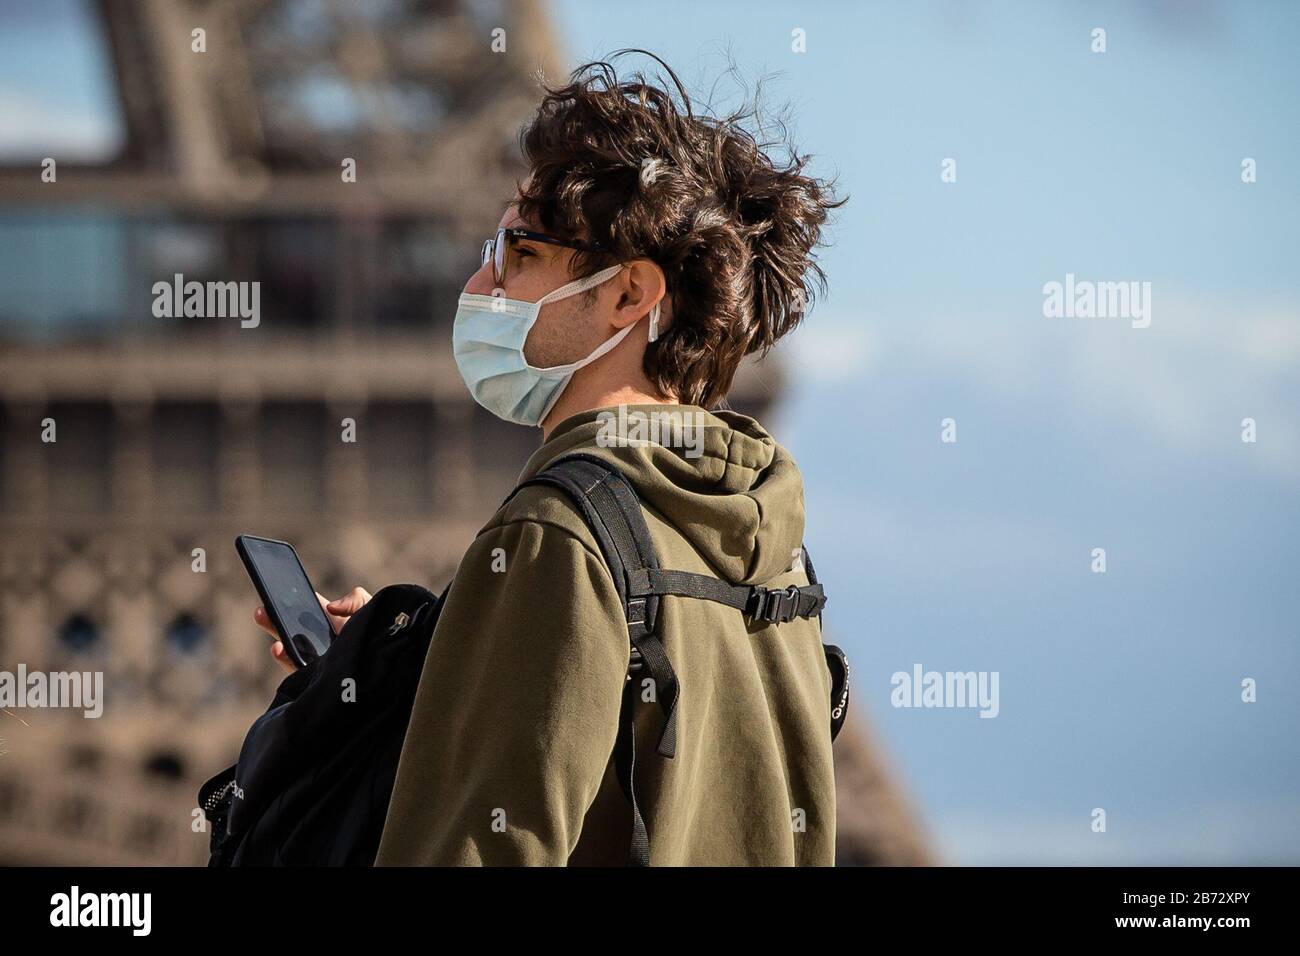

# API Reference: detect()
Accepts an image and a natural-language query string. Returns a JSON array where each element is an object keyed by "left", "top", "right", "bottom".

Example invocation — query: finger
[
  {"left": 252, "top": 605, "right": 278, "bottom": 638},
  {"left": 324, "top": 586, "right": 372, "bottom": 615},
  {"left": 269, "top": 640, "right": 296, "bottom": 675},
  {"left": 323, "top": 582, "right": 364, "bottom": 613}
]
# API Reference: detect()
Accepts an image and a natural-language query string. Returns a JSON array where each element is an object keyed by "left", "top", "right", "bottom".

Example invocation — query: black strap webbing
[
  {"left": 614, "top": 674, "right": 650, "bottom": 866},
  {"left": 626, "top": 567, "right": 826, "bottom": 623}
]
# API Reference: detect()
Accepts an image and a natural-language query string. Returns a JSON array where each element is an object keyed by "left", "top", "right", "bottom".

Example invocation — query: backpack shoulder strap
[
  {"left": 506, "top": 451, "right": 841, "bottom": 864},
  {"left": 507, "top": 452, "right": 674, "bottom": 867},
  {"left": 508, "top": 453, "right": 680, "bottom": 755},
  {"left": 509, "top": 454, "right": 829, "bottom": 627}
]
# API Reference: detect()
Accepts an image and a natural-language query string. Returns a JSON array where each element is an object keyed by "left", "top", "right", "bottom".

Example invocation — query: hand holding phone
[
  {"left": 237, "top": 535, "right": 336, "bottom": 669},
  {"left": 253, "top": 587, "right": 372, "bottom": 674}
]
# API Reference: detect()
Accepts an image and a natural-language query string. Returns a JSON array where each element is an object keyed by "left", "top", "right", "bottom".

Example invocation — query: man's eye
[{"left": 514, "top": 246, "right": 536, "bottom": 260}]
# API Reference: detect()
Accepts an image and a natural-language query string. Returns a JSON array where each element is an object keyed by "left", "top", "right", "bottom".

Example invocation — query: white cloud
[
  {"left": 796, "top": 293, "right": 1300, "bottom": 478},
  {"left": 0, "top": 91, "right": 121, "bottom": 160},
  {"left": 781, "top": 321, "right": 876, "bottom": 383}
]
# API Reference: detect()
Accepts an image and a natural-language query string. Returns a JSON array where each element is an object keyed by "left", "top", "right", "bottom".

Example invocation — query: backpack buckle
[{"left": 753, "top": 585, "right": 801, "bottom": 623}]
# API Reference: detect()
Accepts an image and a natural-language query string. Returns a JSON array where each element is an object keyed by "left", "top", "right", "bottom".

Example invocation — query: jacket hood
[{"left": 515, "top": 404, "right": 806, "bottom": 586}]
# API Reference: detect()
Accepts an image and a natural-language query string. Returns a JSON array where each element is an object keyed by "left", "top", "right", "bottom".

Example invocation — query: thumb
[{"left": 324, "top": 587, "right": 371, "bottom": 615}]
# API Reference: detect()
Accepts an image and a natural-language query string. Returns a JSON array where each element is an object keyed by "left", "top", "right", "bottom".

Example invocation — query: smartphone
[{"left": 235, "top": 534, "right": 334, "bottom": 668}]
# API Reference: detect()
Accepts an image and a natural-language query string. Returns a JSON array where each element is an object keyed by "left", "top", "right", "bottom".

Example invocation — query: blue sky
[
  {"left": 0, "top": 0, "right": 122, "bottom": 159},
  {"left": 552, "top": 0, "right": 1300, "bottom": 863}
]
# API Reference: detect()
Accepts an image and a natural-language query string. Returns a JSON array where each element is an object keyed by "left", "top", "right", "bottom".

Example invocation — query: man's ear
[{"left": 611, "top": 259, "right": 667, "bottom": 331}]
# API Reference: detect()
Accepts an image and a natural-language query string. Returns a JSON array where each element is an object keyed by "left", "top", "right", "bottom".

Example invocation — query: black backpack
[
  {"left": 198, "top": 453, "right": 849, "bottom": 866},
  {"left": 198, "top": 582, "right": 446, "bottom": 865}
]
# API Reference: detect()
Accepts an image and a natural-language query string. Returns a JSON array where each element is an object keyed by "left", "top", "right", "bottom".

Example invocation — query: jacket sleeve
[{"left": 373, "top": 515, "right": 629, "bottom": 865}]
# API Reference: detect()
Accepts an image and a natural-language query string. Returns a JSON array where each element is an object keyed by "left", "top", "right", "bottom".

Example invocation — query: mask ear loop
[
  {"left": 535, "top": 262, "right": 662, "bottom": 342},
  {"left": 533, "top": 264, "right": 626, "bottom": 307}
]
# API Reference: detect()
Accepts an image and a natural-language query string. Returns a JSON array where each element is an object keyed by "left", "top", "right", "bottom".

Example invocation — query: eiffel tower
[{"left": 0, "top": 0, "right": 931, "bottom": 866}]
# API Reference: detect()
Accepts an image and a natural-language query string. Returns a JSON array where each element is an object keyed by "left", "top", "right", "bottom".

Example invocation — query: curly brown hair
[{"left": 515, "top": 51, "right": 844, "bottom": 408}]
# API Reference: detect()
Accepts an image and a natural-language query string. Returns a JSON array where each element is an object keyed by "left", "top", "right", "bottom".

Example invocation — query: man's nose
[{"left": 463, "top": 259, "right": 495, "bottom": 297}]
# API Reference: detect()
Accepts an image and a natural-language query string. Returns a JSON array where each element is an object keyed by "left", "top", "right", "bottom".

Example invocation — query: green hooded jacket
[{"left": 374, "top": 404, "right": 835, "bottom": 866}]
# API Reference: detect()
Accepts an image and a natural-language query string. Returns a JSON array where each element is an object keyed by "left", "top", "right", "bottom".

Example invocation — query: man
[{"left": 258, "top": 54, "right": 842, "bottom": 865}]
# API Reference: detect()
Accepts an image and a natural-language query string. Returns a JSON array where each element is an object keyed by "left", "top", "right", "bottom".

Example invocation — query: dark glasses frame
[{"left": 481, "top": 227, "right": 608, "bottom": 286}]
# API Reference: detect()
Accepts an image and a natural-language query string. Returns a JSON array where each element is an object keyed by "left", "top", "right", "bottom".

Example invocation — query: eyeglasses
[{"left": 480, "top": 227, "right": 608, "bottom": 286}]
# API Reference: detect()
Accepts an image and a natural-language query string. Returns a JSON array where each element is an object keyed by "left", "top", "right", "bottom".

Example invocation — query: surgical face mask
[{"left": 452, "top": 264, "right": 661, "bottom": 427}]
